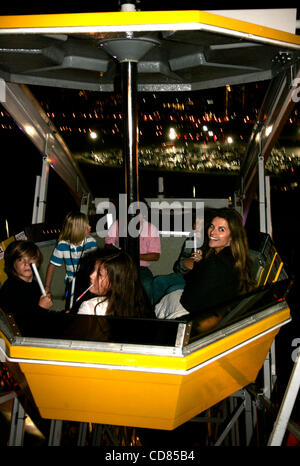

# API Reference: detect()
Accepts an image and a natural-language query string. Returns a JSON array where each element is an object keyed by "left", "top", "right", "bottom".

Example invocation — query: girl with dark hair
[
  {"left": 78, "top": 249, "right": 154, "bottom": 318},
  {"left": 0, "top": 240, "right": 53, "bottom": 319}
]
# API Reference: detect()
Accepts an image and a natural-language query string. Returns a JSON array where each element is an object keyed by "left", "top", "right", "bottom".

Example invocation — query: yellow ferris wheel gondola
[
  {"left": 0, "top": 276, "right": 291, "bottom": 430},
  {"left": 0, "top": 7, "right": 298, "bottom": 436}
]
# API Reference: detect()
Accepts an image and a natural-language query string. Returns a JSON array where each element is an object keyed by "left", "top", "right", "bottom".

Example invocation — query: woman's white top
[{"left": 78, "top": 296, "right": 108, "bottom": 315}]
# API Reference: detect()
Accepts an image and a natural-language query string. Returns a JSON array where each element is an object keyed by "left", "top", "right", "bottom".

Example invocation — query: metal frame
[
  {"left": 268, "top": 349, "right": 300, "bottom": 446},
  {"left": 8, "top": 397, "right": 26, "bottom": 446},
  {"left": 32, "top": 156, "right": 49, "bottom": 224},
  {"left": 0, "top": 82, "right": 91, "bottom": 209}
]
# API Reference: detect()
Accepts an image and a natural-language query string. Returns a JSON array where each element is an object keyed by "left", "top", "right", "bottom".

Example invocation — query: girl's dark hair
[
  {"left": 4, "top": 240, "right": 42, "bottom": 278},
  {"left": 92, "top": 249, "right": 153, "bottom": 318}
]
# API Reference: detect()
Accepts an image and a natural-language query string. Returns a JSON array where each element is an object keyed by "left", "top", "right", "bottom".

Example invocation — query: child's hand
[{"left": 39, "top": 292, "right": 53, "bottom": 309}]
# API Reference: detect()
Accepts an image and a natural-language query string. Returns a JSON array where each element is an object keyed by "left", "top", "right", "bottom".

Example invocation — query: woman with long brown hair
[{"left": 155, "top": 208, "right": 253, "bottom": 319}]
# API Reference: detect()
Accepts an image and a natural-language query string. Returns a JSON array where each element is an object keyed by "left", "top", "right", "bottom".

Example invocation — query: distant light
[
  {"left": 265, "top": 125, "right": 273, "bottom": 137},
  {"left": 227, "top": 136, "right": 233, "bottom": 144},
  {"left": 203, "top": 125, "right": 208, "bottom": 131},
  {"left": 24, "top": 125, "right": 35, "bottom": 136},
  {"left": 208, "top": 130, "right": 214, "bottom": 137},
  {"left": 168, "top": 127, "right": 177, "bottom": 140},
  {"left": 90, "top": 131, "right": 98, "bottom": 140}
]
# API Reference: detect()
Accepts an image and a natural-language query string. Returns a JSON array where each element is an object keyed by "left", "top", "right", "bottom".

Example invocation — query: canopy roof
[{"left": 0, "top": 10, "right": 299, "bottom": 92}]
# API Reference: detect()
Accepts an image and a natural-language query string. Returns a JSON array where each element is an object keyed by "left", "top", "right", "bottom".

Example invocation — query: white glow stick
[
  {"left": 76, "top": 284, "right": 93, "bottom": 302},
  {"left": 193, "top": 231, "right": 197, "bottom": 253},
  {"left": 70, "top": 278, "right": 76, "bottom": 309},
  {"left": 31, "top": 263, "right": 47, "bottom": 296}
]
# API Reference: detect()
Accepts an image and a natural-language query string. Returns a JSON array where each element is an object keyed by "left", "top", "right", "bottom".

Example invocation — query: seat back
[{"left": 249, "top": 233, "right": 288, "bottom": 287}]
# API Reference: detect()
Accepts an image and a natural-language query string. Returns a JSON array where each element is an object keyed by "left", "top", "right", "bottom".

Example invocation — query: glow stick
[
  {"left": 31, "top": 263, "right": 47, "bottom": 296},
  {"left": 193, "top": 231, "right": 197, "bottom": 253},
  {"left": 76, "top": 284, "right": 93, "bottom": 302},
  {"left": 69, "top": 278, "right": 76, "bottom": 309}
]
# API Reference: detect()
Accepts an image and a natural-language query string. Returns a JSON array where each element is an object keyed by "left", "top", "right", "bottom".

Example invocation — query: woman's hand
[
  {"left": 191, "top": 249, "right": 203, "bottom": 262},
  {"left": 184, "top": 249, "right": 203, "bottom": 270},
  {"left": 184, "top": 257, "right": 195, "bottom": 270},
  {"left": 39, "top": 292, "right": 53, "bottom": 309}
]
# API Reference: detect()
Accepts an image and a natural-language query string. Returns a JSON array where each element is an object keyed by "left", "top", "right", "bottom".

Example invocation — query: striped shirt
[{"left": 50, "top": 236, "right": 98, "bottom": 280}]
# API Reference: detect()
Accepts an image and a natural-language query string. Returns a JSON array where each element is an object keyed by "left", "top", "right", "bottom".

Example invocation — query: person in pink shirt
[{"left": 105, "top": 215, "right": 161, "bottom": 303}]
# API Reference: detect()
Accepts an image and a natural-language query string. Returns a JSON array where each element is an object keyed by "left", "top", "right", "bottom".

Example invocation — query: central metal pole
[{"left": 121, "top": 60, "right": 140, "bottom": 267}]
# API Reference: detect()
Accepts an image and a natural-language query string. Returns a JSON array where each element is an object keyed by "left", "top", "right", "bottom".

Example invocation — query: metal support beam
[
  {"left": 258, "top": 154, "right": 277, "bottom": 399},
  {"left": 48, "top": 419, "right": 63, "bottom": 446},
  {"left": 121, "top": 60, "right": 140, "bottom": 266},
  {"left": 92, "top": 424, "right": 103, "bottom": 446},
  {"left": 244, "top": 389, "right": 256, "bottom": 446},
  {"left": 214, "top": 399, "right": 245, "bottom": 446},
  {"left": 77, "top": 422, "right": 88, "bottom": 446},
  {"left": 258, "top": 157, "right": 272, "bottom": 235},
  {"left": 1, "top": 81, "right": 91, "bottom": 207},
  {"left": 8, "top": 397, "right": 26, "bottom": 446},
  {"left": 37, "top": 156, "right": 50, "bottom": 224},
  {"left": 241, "top": 63, "right": 300, "bottom": 221},
  {"left": 258, "top": 155, "right": 267, "bottom": 233},
  {"left": 268, "top": 349, "right": 300, "bottom": 446}
]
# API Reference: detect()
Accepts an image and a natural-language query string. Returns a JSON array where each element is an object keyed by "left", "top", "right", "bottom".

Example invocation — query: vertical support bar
[
  {"left": 48, "top": 419, "right": 63, "bottom": 446},
  {"left": 244, "top": 390, "right": 255, "bottom": 446},
  {"left": 270, "top": 340, "right": 277, "bottom": 384},
  {"left": 80, "top": 193, "right": 90, "bottom": 215},
  {"left": 36, "top": 156, "right": 49, "bottom": 224},
  {"left": 268, "top": 350, "right": 300, "bottom": 446},
  {"left": 258, "top": 162, "right": 272, "bottom": 236},
  {"left": 8, "top": 397, "right": 26, "bottom": 446},
  {"left": 258, "top": 155, "right": 266, "bottom": 233},
  {"left": 265, "top": 175, "right": 272, "bottom": 236},
  {"left": 259, "top": 155, "right": 277, "bottom": 398},
  {"left": 77, "top": 422, "right": 88, "bottom": 446},
  {"left": 263, "top": 350, "right": 272, "bottom": 400},
  {"left": 121, "top": 60, "right": 140, "bottom": 267},
  {"left": 214, "top": 400, "right": 245, "bottom": 446},
  {"left": 229, "top": 397, "right": 238, "bottom": 446},
  {"left": 158, "top": 176, "right": 164, "bottom": 198},
  {"left": 0, "top": 77, "right": 6, "bottom": 102},
  {"left": 92, "top": 424, "right": 103, "bottom": 446},
  {"left": 32, "top": 175, "right": 41, "bottom": 224}
]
